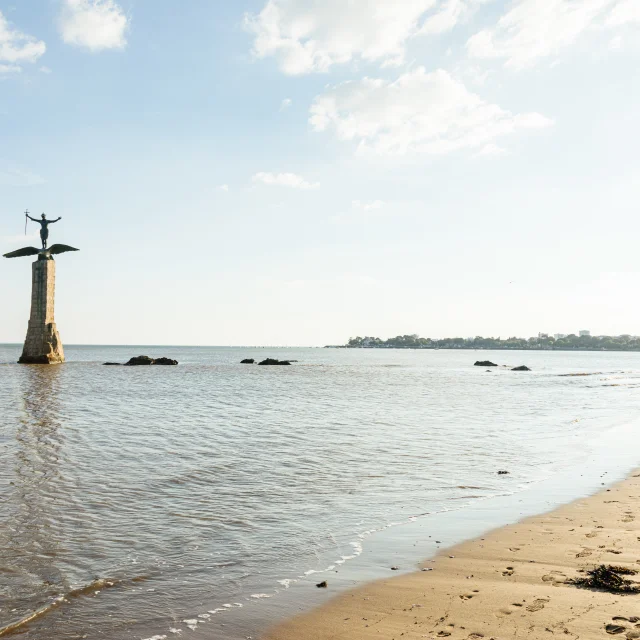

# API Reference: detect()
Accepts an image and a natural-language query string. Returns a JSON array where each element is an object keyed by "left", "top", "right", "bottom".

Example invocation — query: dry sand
[{"left": 265, "top": 473, "right": 640, "bottom": 640}]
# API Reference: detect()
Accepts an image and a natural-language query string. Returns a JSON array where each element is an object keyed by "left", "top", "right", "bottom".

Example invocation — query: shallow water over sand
[{"left": 1, "top": 346, "right": 639, "bottom": 639}]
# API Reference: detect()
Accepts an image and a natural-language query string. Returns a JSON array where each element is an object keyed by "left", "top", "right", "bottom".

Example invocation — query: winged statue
[
  {"left": 3, "top": 244, "right": 79, "bottom": 260},
  {"left": 4, "top": 211, "right": 79, "bottom": 259}
]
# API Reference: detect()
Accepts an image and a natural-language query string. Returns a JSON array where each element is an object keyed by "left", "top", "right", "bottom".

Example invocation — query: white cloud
[
  {"left": 218, "top": 184, "right": 229, "bottom": 191},
  {"left": 59, "top": 0, "right": 128, "bottom": 51},
  {"left": 39, "top": 65, "right": 52, "bottom": 74},
  {"left": 606, "top": 0, "right": 640, "bottom": 26},
  {"left": 280, "top": 98, "right": 292, "bottom": 110},
  {"left": 609, "top": 34, "right": 623, "bottom": 49},
  {"left": 467, "top": 0, "right": 639, "bottom": 70},
  {"left": 0, "top": 166, "right": 46, "bottom": 186},
  {"left": 310, "top": 67, "right": 552, "bottom": 155},
  {"left": 352, "top": 200, "right": 385, "bottom": 211},
  {"left": 477, "top": 143, "right": 509, "bottom": 156},
  {"left": 252, "top": 172, "right": 320, "bottom": 189},
  {"left": 0, "top": 10, "right": 46, "bottom": 72},
  {"left": 246, "top": 0, "right": 486, "bottom": 75},
  {"left": 0, "top": 63, "right": 21, "bottom": 74}
]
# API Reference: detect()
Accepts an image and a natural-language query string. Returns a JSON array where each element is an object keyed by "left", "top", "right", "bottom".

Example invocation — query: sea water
[{"left": 1, "top": 346, "right": 639, "bottom": 639}]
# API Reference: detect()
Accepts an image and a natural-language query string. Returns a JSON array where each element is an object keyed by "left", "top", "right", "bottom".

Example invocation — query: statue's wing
[
  {"left": 3, "top": 246, "right": 40, "bottom": 259},
  {"left": 48, "top": 244, "right": 80, "bottom": 255}
]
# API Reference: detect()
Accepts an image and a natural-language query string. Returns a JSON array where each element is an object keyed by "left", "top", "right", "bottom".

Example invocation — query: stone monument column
[{"left": 19, "top": 258, "right": 65, "bottom": 364}]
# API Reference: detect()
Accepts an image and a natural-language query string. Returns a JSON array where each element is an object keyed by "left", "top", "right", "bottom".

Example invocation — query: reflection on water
[
  {"left": 1, "top": 366, "right": 69, "bottom": 629},
  {"left": 1, "top": 347, "right": 640, "bottom": 639}
]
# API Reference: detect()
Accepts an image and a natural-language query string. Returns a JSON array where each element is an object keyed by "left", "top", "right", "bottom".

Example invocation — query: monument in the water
[{"left": 3, "top": 212, "right": 79, "bottom": 364}]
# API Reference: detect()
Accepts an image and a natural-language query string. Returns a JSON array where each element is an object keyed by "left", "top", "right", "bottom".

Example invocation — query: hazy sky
[{"left": 1, "top": 0, "right": 639, "bottom": 346}]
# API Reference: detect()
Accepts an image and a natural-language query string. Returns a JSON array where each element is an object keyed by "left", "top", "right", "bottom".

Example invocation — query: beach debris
[
  {"left": 568, "top": 565, "right": 640, "bottom": 593},
  {"left": 497, "top": 470, "right": 509, "bottom": 475},
  {"left": 124, "top": 356, "right": 178, "bottom": 366},
  {"left": 258, "top": 358, "right": 291, "bottom": 366},
  {"left": 511, "top": 365, "right": 531, "bottom": 371},
  {"left": 421, "top": 567, "right": 433, "bottom": 572},
  {"left": 391, "top": 566, "right": 399, "bottom": 570},
  {"left": 240, "top": 359, "right": 255, "bottom": 364},
  {"left": 475, "top": 361, "right": 497, "bottom": 367},
  {"left": 605, "top": 623, "right": 627, "bottom": 634},
  {"left": 316, "top": 580, "right": 328, "bottom": 588}
]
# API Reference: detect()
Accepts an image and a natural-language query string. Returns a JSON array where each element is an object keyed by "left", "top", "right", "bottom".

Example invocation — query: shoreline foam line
[
  {"left": 263, "top": 470, "right": 640, "bottom": 640},
  {"left": 0, "top": 576, "right": 145, "bottom": 638}
]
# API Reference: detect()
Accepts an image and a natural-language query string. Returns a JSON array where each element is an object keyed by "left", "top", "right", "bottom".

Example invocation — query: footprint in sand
[
  {"left": 495, "top": 602, "right": 524, "bottom": 618},
  {"left": 585, "top": 531, "right": 598, "bottom": 538},
  {"left": 467, "top": 634, "right": 484, "bottom": 639},
  {"left": 526, "top": 599, "right": 548, "bottom": 613},
  {"left": 459, "top": 594, "right": 474, "bottom": 600},
  {"left": 542, "top": 571, "right": 566, "bottom": 584},
  {"left": 622, "top": 513, "right": 635, "bottom": 523},
  {"left": 509, "top": 547, "right": 521, "bottom": 552},
  {"left": 576, "top": 549, "right": 593, "bottom": 558},
  {"left": 502, "top": 566, "right": 515, "bottom": 576}
]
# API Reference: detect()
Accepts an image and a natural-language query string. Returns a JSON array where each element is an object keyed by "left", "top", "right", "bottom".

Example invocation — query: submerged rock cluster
[{"left": 103, "top": 355, "right": 178, "bottom": 366}]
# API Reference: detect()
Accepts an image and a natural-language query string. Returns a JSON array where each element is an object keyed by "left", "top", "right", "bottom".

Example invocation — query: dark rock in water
[
  {"left": 511, "top": 365, "right": 531, "bottom": 371},
  {"left": 497, "top": 470, "right": 509, "bottom": 475},
  {"left": 153, "top": 357, "right": 178, "bottom": 366},
  {"left": 124, "top": 356, "right": 178, "bottom": 366},
  {"left": 485, "top": 369, "right": 493, "bottom": 373},
  {"left": 125, "top": 355, "right": 154, "bottom": 366},
  {"left": 316, "top": 580, "right": 328, "bottom": 588},
  {"left": 241, "top": 359, "right": 255, "bottom": 364},
  {"left": 391, "top": 566, "right": 399, "bottom": 571},
  {"left": 475, "top": 361, "right": 497, "bottom": 367},
  {"left": 103, "top": 362, "right": 121, "bottom": 366},
  {"left": 258, "top": 358, "right": 291, "bottom": 366}
]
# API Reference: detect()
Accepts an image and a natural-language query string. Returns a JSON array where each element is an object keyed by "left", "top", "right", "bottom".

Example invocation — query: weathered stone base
[
  {"left": 18, "top": 259, "right": 65, "bottom": 365},
  {"left": 18, "top": 321, "right": 65, "bottom": 364}
]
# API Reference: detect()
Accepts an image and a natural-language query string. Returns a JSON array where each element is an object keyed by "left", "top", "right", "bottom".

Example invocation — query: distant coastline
[{"left": 326, "top": 333, "right": 640, "bottom": 351}]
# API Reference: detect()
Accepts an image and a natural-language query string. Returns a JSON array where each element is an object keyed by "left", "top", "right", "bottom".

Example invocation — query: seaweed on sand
[{"left": 568, "top": 565, "right": 640, "bottom": 594}]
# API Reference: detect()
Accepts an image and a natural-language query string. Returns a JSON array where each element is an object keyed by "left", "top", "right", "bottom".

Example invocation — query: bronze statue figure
[
  {"left": 27, "top": 213, "right": 61, "bottom": 249},
  {"left": 3, "top": 211, "right": 78, "bottom": 260}
]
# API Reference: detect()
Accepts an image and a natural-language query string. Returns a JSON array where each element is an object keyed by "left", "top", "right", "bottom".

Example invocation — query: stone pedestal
[{"left": 18, "top": 258, "right": 65, "bottom": 364}]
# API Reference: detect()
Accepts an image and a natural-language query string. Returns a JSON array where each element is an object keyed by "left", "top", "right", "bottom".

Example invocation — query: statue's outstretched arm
[
  {"left": 26, "top": 215, "right": 38, "bottom": 222},
  {"left": 50, "top": 217, "right": 62, "bottom": 223}
]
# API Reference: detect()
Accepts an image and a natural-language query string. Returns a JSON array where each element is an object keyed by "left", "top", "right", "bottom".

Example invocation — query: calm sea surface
[{"left": 1, "top": 346, "right": 640, "bottom": 640}]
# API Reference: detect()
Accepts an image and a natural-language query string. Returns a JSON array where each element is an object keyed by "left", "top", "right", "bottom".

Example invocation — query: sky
[{"left": 0, "top": 0, "right": 639, "bottom": 346}]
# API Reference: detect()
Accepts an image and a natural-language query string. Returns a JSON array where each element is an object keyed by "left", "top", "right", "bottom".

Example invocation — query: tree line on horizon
[{"left": 343, "top": 334, "right": 640, "bottom": 351}]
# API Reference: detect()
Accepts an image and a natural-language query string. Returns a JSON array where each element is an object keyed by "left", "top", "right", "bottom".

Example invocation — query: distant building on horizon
[
  {"left": 579, "top": 330, "right": 591, "bottom": 337},
  {"left": 554, "top": 333, "right": 567, "bottom": 339}
]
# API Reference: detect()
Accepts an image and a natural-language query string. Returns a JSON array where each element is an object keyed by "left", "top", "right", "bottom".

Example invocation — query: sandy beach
[{"left": 265, "top": 472, "right": 640, "bottom": 640}]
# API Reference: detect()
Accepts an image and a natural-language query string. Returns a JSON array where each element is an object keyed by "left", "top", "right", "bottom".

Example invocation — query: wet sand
[{"left": 265, "top": 472, "right": 640, "bottom": 640}]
